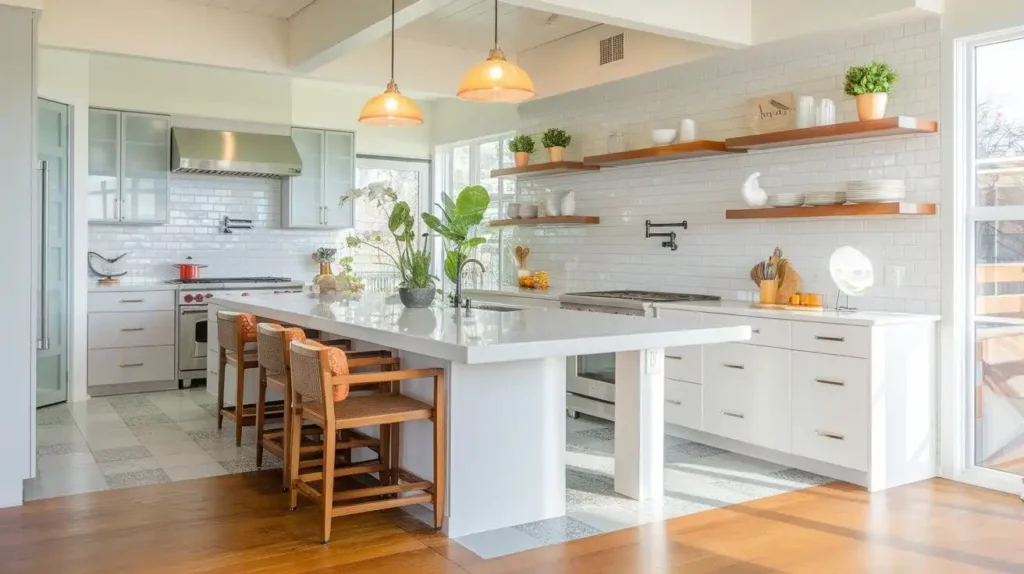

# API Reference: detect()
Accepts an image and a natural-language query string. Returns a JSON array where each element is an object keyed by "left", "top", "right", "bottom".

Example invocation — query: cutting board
[{"left": 750, "top": 303, "right": 824, "bottom": 311}]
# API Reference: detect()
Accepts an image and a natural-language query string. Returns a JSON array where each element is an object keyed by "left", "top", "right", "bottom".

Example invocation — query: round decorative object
[
  {"left": 399, "top": 286, "right": 436, "bottom": 308},
  {"left": 829, "top": 246, "right": 874, "bottom": 296},
  {"left": 741, "top": 172, "right": 768, "bottom": 207},
  {"left": 650, "top": 129, "right": 677, "bottom": 146}
]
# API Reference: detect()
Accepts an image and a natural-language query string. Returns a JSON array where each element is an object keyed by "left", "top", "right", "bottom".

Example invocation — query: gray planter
[{"left": 398, "top": 286, "right": 436, "bottom": 308}]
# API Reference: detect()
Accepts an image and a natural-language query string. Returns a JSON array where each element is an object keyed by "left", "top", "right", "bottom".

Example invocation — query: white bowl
[
  {"left": 650, "top": 129, "right": 678, "bottom": 146},
  {"left": 506, "top": 203, "right": 521, "bottom": 219},
  {"left": 519, "top": 204, "right": 539, "bottom": 218}
]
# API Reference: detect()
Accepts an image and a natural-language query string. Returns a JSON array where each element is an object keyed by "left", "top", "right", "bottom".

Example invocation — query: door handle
[
  {"left": 119, "top": 299, "right": 145, "bottom": 304},
  {"left": 815, "top": 430, "right": 845, "bottom": 441},
  {"left": 181, "top": 309, "right": 208, "bottom": 315},
  {"left": 37, "top": 160, "right": 50, "bottom": 351},
  {"left": 721, "top": 363, "right": 745, "bottom": 370},
  {"left": 721, "top": 410, "right": 745, "bottom": 419},
  {"left": 814, "top": 378, "right": 845, "bottom": 387},
  {"left": 666, "top": 399, "right": 682, "bottom": 406},
  {"left": 120, "top": 327, "right": 145, "bottom": 332},
  {"left": 119, "top": 363, "right": 145, "bottom": 368},
  {"left": 814, "top": 335, "right": 845, "bottom": 342},
  {"left": 666, "top": 355, "right": 683, "bottom": 360}
]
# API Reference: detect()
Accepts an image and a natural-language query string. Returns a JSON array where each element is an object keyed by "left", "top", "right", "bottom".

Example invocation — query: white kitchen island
[{"left": 211, "top": 292, "right": 749, "bottom": 537}]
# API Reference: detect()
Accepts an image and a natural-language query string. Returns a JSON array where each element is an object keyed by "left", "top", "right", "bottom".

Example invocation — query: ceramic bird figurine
[{"left": 741, "top": 172, "right": 768, "bottom": 207}]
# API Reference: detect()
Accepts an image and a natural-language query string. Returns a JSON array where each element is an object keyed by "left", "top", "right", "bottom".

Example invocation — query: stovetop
[
  {"left": 166, "top": 276, "right": 293, "bottom": 285},
  {"left": 562, "top": 290, "right": 721, "bottom": 303}
]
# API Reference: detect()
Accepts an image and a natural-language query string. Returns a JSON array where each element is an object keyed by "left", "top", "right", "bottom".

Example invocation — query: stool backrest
[
  {"left": 289, "top": 340, "right": 351, "bottom": 404},
  {"left": 216, "top": 311, "right": 256, "bottom": 353},
  {"left": 256, "top": 323, "right": 306, "bottom": 372}
]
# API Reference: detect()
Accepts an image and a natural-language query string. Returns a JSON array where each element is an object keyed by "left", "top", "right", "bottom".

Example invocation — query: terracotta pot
[
  {"left": 514, "top": 151, "right": 530, "bottom": 167},
  {"left": 547, "top": 146, "right": 564, "bottom": 162},
  {"left": 855, "top": 93, "right": 888, "bottom": 121}
]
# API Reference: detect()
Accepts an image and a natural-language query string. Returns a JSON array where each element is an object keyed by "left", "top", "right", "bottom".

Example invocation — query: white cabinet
[
  {"left": 88, "top": 108, "right": 170, "bottom": 224},
  {"left": 655, "top": 305, "right": 937, "bottom": 492},
  {"left": 283, "top": 127, "right": 354, "bottom": 229},
  {"left": 87, "top": 288, "right": 177, "bottom": 394}
]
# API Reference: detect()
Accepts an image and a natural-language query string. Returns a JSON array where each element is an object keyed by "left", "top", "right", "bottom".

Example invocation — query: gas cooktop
[
  {"left": 166, "top": 276, "right": 293, "bottom": 285},
  {"left": 562, "top": 290, "right": 721, "bottom": 303}
]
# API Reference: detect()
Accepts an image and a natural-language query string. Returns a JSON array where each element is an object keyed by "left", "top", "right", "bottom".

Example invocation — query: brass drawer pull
[
  {"left": 119, "top": 299, "right": 145, "bottom": 303},
  {"left": 815, "top": 335, "right": 845, "bottom": 342},
  {"left": 815, "top": 430, "right": 845, "bottom": 441},
  {"left": 666, "top": 399, "right": 682, "bottom": 406},
  {"left": 119, "top": 363, "right": 144, "bottom": 368},
  {"left": 721, "top": 410, "right": 745, "bottom": 419},
  {"left": 722, "top": 363, "right": 745, "bottom": 370},
  {"left": 815, "top": 378, "right": 845, "bottom": 387},
  {"left": 120, "top": 327, "right": 145, "bottom": 332}
]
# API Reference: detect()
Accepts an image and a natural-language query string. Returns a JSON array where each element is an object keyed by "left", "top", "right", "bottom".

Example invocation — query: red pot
[{"left": 173, "top": 261, "right": 207, "bottom": 280}]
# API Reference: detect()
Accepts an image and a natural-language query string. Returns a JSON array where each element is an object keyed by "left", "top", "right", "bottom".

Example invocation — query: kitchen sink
[{"left": 470, "top": 304, "right": 522, "bottom": 312}]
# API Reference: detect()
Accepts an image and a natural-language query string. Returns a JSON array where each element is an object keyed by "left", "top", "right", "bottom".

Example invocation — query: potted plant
[
  {"left": 541, "top": 128, "right": 571, "bottom": 162},
  {"left": 508, "top": 134, "right": 535, "bottom": 168},
  {"left": 844, "top": 61, "right": 899, "bottom": 121},
  {"left": 422, "top": 185, "right": 491, "bottom": 298},
  {"left": 342, "top": 181, "right": 438, "bottom": 308}
]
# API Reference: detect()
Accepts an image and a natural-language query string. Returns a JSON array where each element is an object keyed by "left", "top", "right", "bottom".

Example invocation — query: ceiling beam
[
  {"left": 288, "top": 0, "right": 457, "bottom": 73},
  {"left": 501, "top": 0, "right": 753, "bottom": 48}
]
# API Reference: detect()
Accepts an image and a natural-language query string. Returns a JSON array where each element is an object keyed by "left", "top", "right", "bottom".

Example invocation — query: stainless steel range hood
[{"left": 170, "top": 127, "right": 302, "bottom": 178}]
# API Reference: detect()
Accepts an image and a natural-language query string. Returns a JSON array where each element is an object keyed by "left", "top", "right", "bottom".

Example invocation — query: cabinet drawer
[
  {"left": 704, "top": 343, "right": 791, "bottom": 452},
  {"left": 88, "top": 290, "right": 175, "bottom": 312},
  {"left": 88, "top": 311, "right": 175, "bottom": 349},
  {"left": 88, "top": 346, "right": 175, "bottom": 386},
  {"left": 665, "top": 379, "right": 702, "bottom": 430},
  {"left": 665, "top": 345, "right": 702, "bottom": 384},
  {"left": 657, "top": 308, "right": 703, "bottom": 328},
  {"left": 791, "top": 351, "right": 869, "bottom": 470},
  {"left": 791, "top": 322, "right": 870, "bottom": 358},
  {"left": 702, "top": 313, "right": 790, "bottom": 348}
]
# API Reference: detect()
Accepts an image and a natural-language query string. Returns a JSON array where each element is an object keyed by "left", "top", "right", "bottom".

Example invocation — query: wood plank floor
[{"left": 2, "top": 472, "right": 1024, "bottom": 573}]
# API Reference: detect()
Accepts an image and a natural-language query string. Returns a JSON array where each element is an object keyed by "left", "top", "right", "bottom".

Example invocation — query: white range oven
[
  {"left": 558, "top": 290, "right": 720, "bottom": 421},
  {"left": 172, "top": 277, "right": 303, "bottom": 385}
]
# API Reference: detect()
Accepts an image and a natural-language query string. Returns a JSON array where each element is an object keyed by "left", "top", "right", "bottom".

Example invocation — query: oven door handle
[{"left": 180, "top": 308, "right": 208, "bottom": 315}]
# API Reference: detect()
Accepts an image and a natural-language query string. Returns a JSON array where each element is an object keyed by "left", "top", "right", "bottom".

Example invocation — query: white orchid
[{"left": 341, "top": 179, "right": 397, "bottom": 209}]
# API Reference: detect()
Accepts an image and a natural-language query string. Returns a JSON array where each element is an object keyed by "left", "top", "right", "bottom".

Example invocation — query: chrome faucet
[{"left": 452, "top": 258, "right": 485, "bottom": 309}]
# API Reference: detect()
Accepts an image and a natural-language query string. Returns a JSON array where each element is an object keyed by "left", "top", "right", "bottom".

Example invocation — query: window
[
  {"left": 435, "top": 133, "right": 516, "bottom": 291},
  {"left": 354, "top": 156, "right": 431, "bottom": 292}
]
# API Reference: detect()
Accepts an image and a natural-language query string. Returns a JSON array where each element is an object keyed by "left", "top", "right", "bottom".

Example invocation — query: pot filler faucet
[{"left": 645, "top": 220, "right": 688, "bottom": 251}]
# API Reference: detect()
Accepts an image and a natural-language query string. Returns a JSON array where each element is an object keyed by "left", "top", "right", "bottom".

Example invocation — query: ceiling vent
[{"left": 600, "top": 33, "right": 625, "bottom": 65}]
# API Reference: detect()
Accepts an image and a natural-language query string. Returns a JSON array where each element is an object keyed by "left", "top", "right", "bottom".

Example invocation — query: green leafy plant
[
  {"left": 844, "top": 61, "right": 900, "bottom": 96},
  {"left": 508, "top": 134, "right": 536, "bottom": 154},
  {"left": 333, "top": 255, "right": 365, "bottom": 294},
  {"left": 541, "top": 128, "right": 571, "bottom": 149},
  {"left": 421, "top": 185, "right": 491, "bottom": 285},
  {"left": 312, "top": 247, "right": 337, "bottom": 265},
  {"left": 342, "top": 181, "right": 437, "bottom": 289}
]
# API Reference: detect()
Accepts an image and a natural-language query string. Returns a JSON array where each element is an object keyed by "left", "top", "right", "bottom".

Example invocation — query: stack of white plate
[
  {"left": 767, "top": 192, "right": 805, "bottom": 207},
  {"left": 846, "top": 180, "right": 906, "bottom": 203},
  {"left": 805, "top": 191, "right": 847, "bottom": 206}
]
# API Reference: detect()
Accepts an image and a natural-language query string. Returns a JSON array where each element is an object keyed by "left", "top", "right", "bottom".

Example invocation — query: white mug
[
  {"left": 795, "top": 96, "right": 815, "bottom": 129},
  {"left": 679, "top": 118, "right": 697, "bottom": 142},
  {"left": 816, "top": 98, "right": 836, "bottom": 126}
]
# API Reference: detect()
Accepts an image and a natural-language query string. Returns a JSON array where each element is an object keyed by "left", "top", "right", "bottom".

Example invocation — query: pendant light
[
  {"left": 456, "top": 0, "right": 535, "bottom": 102},
  {"left": 359, "top": 0, "right": 423, "bottom": 125}
]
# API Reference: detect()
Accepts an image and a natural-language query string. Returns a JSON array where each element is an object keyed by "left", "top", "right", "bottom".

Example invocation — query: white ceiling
[
  {"left": 398, "top": 0, "right": 598, "bottom": 53},
  {"left": 166, "top": 0, "right": 316, "bottom": 18}
]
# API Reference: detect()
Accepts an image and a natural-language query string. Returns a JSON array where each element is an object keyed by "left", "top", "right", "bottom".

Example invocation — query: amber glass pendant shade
[
  {"left": 457, "top": 47, "right": 535, "bottom": 102},
  {"left": 359, "top": 81, "right": 423, "bottom": 125}
]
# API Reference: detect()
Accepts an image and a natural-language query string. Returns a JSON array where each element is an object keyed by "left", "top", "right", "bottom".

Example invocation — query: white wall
[
  {"left": 513, "top": 17, "right": 941, "bottom": 314},
  {"left": 431, "top": 98, "right": 520, "bottom": 146},
  {"left": 517, "top": 25, "right": 724, "bottom": 99},
  {"left": 944, "top": 0, "right": 1024, "bottom": 35},
  {"left": 753, "top": 0, "right": 941, "bottom": 44}
]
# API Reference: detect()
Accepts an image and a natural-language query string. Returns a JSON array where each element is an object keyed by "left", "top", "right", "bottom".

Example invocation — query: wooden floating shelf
[
  {"left": 583, "top": 140, "right": 743, "bottom": 167},
  {"left": 489, "top": 216, "right": 600, "bottom": 227},
  {"left": 490, "top": 161, "right": 599, "bottom": 179},
  {"left": 724, "top": 116, "right": 938, "bottom": 151},
  {"left": 725, "top": 202, "right": 937, "bottom": 220}
]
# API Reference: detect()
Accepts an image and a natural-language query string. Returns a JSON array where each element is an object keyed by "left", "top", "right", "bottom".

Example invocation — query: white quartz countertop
[
  {"left": 213, "top": 292, "right": 751, "bottom": 364},
  {"left": 88, "top": 282, "right": 178, "bottom": 293},
  {"left": 655, "top": 299, "right": 939, "bottom": 326}
]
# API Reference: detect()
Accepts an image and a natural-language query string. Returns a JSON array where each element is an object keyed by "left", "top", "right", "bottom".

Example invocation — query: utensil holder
[{"left": 759, "top": 279, "right": 778, "bottom": 304}]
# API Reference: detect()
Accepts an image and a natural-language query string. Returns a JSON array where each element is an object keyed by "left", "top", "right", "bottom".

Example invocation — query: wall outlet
[{"left": 885, "top": 265, "right": 905, "bottom": 288}]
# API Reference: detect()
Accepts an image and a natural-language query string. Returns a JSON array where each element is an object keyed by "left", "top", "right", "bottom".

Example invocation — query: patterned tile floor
[
  {"left": 452, "top": 414, "right": 834, "bottom": 560},
  {"left": 33, "top": 391, "right": 832, "bottom": 560},
  {"left": 28, "top": 388, "right": 277, "bottom": 501}
]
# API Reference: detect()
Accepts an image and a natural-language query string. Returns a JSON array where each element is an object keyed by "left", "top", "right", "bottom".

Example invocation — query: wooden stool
[
  {"left": 216, "top": 311, "right": 283, "bottom": 446},
  {"left": 288, "top": 339, "right": 446, "bottom": 544},
  {"left": 254, "top": 323, "right": 397, "bottom": 490}
]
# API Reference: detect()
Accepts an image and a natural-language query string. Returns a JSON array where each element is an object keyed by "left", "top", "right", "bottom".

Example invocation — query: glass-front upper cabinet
[
  {"left": 283, "top": 127, "right": 355, "bottom": 229},
  {"left": 88, "top": 108, "right": 170, "bottom": 224}
]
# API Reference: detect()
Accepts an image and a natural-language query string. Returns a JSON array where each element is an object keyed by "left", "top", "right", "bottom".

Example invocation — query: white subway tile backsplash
[
  {"left": 89, "top": 175, "right": 348, "bottom": 282},
  {"left": 512, "top": 17, "right": 940, "bottom": 313}
]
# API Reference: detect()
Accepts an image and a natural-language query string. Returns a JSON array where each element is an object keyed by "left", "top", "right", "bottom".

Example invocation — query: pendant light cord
[
  {"left": 494, "top": 0, "right": 498, "bottom": 46},
  {"left": 391, "top": 0, "right": 396, "bottom": 81}
]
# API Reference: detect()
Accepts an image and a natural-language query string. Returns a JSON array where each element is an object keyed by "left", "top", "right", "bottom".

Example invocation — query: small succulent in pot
[
  {"left": 508, "top": 134, "right": 536, "bottom": 167},
  {"left": 541, "top": 128, "right": 572, "bottom": 162},
  {"left": 844, "top": 61, "right": 899, "bottom": 121}
]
